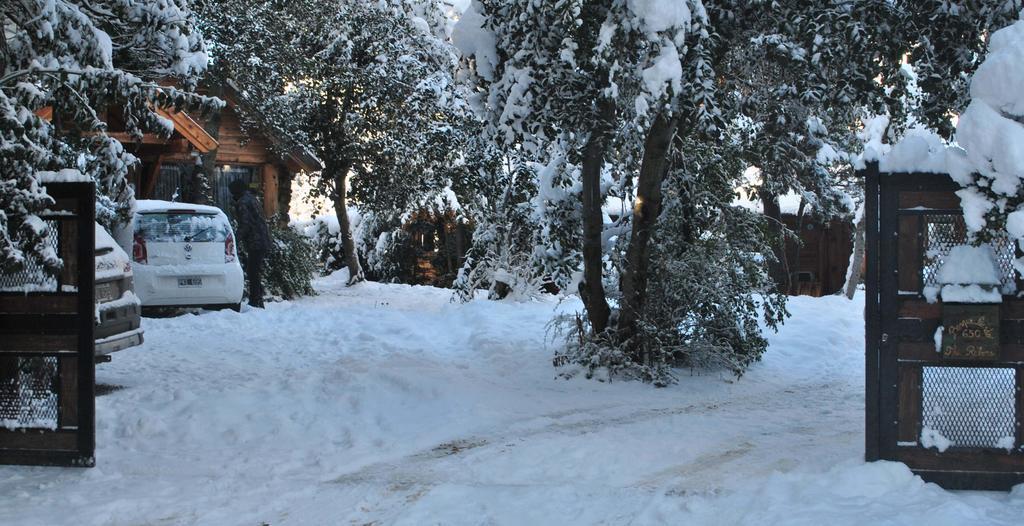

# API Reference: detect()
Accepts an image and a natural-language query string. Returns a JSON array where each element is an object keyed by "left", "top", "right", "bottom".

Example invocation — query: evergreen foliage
[
  {"left": 458, "top": 0, "right": 935, "bottom": 383},
  {"left": 1, "top": 0, "right": 218, "bottom": 274},
  {"left": 263, "top": 218, "right": 317, "bottom": 300}
]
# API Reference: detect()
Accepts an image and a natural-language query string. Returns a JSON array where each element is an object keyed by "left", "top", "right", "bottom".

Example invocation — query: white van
[{"left": 121, "top": 200, "right": 244, "bottom": 310}]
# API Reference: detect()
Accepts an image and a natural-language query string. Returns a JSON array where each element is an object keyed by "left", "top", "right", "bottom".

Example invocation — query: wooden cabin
[
  {"left": 125, "top": 84, "right": 321, "bottom": 217},
  {"left": 39, "top": 82, "right": 321, "bottom": 218}
]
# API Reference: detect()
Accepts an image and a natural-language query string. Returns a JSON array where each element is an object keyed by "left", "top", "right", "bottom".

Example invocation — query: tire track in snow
[{"left": 327, "top": 379, "right": 855, "bottom": 494}]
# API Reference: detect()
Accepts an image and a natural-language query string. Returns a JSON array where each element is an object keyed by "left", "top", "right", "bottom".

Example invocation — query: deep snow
[{"left": 1, "top": 273, "right": 1022, "bottom": 525}]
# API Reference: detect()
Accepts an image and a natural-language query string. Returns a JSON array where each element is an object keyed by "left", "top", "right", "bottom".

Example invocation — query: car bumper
[
  {"left": 132, "top": 262, "right": 244, "bottom": 307},
  {"left": 95, "top": 295, "right": 144, "bottom": 355},
  {"left": 96, "top": 328, "right": 144, "bottom": 355}
]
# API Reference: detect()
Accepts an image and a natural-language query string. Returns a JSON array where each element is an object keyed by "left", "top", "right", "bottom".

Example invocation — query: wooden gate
[
  {"left": 0, "top": 181, "right": 95, "bottom": 467},
  {"left": 864, "top": 162, "right": 1024, "bottom": 490}
]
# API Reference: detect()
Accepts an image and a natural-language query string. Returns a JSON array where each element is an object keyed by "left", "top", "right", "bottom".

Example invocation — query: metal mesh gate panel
[
  {"left": 922, "top": 366, "right": 1017, "bottom": 449},
  {"left": 0, "top": 357, "right": 59, "bottom": 430},
  {"left": 0, "top": 220, "right": 59, "bottom": 292},
  {"left": 922, "top": 214, "right": 1017, "bottom": 294}
]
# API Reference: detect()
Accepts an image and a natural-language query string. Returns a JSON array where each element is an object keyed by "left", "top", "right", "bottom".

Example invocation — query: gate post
[{"left": 863, "top": 160, "right": 881, "bottom": 461}]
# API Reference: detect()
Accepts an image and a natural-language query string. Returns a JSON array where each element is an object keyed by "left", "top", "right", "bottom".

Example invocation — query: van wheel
[{"left": 231, "top": 303, "right": 242, "bottom": 312}]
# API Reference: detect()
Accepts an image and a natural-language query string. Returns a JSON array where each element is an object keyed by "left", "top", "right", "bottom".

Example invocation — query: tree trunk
[
  {"left": 331, "top": 160, "right": 364, "bottom": 285},
  {"left": 0, "top": 24, "right": 9, "bottom": 77},
  {"left": 844, "top": 204, "right": 866, "bottom": 299},
  {"left": 194, "top": 80, "right": 222, "bottom": 206},
  {"left": 760, "top": 190, "right": 790, "bottom": 294},
  {"left": 617, "top": 113, "right": 677, "bottom": 343},
  {"left": 578, "top": 99, "right": 614, "bottom": 335}
]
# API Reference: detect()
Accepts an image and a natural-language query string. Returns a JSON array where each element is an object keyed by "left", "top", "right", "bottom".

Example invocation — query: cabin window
[
  {"left": 214, "top": 165, "right": 257, "bottom": 215},
  {"left": 153, "top": 163, "right": 192, "bottom": 203}
]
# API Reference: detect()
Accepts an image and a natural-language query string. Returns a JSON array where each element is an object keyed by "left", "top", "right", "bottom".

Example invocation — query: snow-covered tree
[
  {"left": 199, "top": 0, "right": 471, "bottom": 285},
  {"left": 893, "top": 1, "right": 1021, "bottom": 139},
  {"left": 458, "top": 1, "right": 994, "bottom": 383},
  {"left": 457, "top": 1, "right": 794, "bottom": 382},
  {"left": 2, "top": 0, "right": 218, "bottom": 274},
  {"left": 452, "top": 140, "right": 542, "bottom": 300}
]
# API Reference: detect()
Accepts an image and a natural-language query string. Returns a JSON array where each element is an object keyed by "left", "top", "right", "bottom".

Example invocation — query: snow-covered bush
[
  {"left": 352, "top": 211, "right": 409, "bottom": 283},
  {"left": 298, "top": 216, "right": 346, "bottom": 272},
  {"left": 2, "top": 0, "right": 218, "bottom": 275},
  {"left": 262, "top": 219, "right": 317, "bottom": 300},
  {"left": 453, "top": 149, "right": 545, "bottom": 301}
]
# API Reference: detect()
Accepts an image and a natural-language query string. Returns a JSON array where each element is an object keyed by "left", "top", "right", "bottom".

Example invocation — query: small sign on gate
[{"left": 941, "top": 304, "right": 1000, "bottom": 360}]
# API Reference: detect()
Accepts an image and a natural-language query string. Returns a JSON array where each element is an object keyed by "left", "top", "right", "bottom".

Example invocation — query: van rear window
[{"left": 136, "top": 213, "right": 230, "bottom": 243}]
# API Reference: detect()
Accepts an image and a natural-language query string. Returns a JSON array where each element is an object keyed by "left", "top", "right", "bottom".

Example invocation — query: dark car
[{"left": 94, "top": 223, "right": 143, "bottom": 357}]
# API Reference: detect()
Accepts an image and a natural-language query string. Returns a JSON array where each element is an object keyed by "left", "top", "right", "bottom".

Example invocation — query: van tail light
[
  {"left": 133, "top": 233, "right": 148, "bottom": 264},
  {"left": 225, "top": 232, "right": 236, "bottom": 263}
]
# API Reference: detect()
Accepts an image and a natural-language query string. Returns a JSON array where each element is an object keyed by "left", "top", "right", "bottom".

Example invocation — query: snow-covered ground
[{"left": 2, "top": 273, "right": 1022, "bottom": 525}]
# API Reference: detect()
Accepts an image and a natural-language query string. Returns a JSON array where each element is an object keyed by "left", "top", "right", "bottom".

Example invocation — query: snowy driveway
[{"left": 2, "top": 272, "right": 1022, "bottom": 525}]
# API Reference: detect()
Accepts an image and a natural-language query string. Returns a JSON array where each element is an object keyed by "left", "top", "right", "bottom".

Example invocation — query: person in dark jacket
[{"left": 229, "top": 179, "right": 272, "bottom": 308}]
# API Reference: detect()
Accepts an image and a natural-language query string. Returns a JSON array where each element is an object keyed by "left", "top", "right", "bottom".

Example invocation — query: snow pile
[
  {"left": 37, "top": 169, "right": 92, "bottom": 184},
  {"left": 291, "top": 206, "right": 362, "bottom": 239},
  {"left": 856, "top": 118, "right": 951, "bottom": 175},
  {"left": 451, "top": 1, "right": 498, "bottom": 81},
  {"left": 920, "top": 427, "right": 953, "bottom": 452},
  {"left": 627, "top": 0, "right": 692, "bottom": 34},
  {"left": 640, "top": 44, "right": 683, "bottom": 103},
  {"left": 879, "top": 127, "right": 949, "bottom": 174},
  {"left": 933, "top": 244, "right": 1003, "bottom": 303},
  {"left": 853, "top": 114, "right": 890, "bottom": 169},
  {"left": 970, "top": 23, "right": 1024, "bottom": 118},
  {"left": 134, "top": 199, "right": 224, "bottom": 215},
  {"left": 654, "top": 460, "right": 1019, "bottom": 525},
  {"left": 628, "top": 0, "right": 701, "bottom": 117},
  {"left": 936, "top": 245, "right": 1001, "bottom": 285}
]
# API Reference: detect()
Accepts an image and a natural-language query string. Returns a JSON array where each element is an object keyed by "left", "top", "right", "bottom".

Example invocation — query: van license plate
[{"left": 178, "top": 277, "right": 203, "bottom": 288}]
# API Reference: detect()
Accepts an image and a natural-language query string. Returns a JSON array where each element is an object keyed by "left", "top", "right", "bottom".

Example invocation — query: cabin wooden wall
[
  {"left": 783, "top": 215, "right": 854, "bottom": 297},
  {"left": 211, "top": 106, "right": 271, "bottom": 166},
  {"left": 403, "top": 211, "right": 471, "bottom": 287}
]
